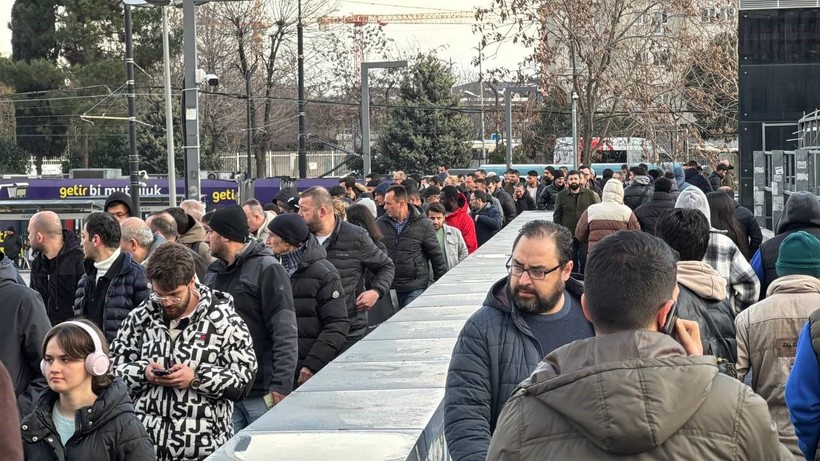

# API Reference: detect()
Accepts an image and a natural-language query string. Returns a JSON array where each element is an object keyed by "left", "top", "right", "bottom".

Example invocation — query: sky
[{"left": 0, "top": 0, "right": 528, "bottom": 76}]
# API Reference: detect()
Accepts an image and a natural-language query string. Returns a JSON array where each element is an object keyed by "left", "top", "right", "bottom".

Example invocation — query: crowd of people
[{"left": 0, "top": 159, "right": 818, "bottom": 461}]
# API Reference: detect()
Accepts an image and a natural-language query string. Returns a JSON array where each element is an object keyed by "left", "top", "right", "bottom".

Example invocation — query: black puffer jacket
[
  {"left": 684, "top": 168, "right": 713, "bottom": 194},
  {"left": 734, "top": 202, "right": 763, "bottom": 257},
  {"left": 74, "top": 251, "right": 149, "bottom": 343},
  {"left": 537, "top": 183, "right": 564, "bottom": 210},
  {"left": 289, "top": 238, "right": 350, "bottom": 383},
  {"left": 623, "top": 176, "right": 654, "bottom": 210},
  {"left": 377, "top": 205, "right": 446, "bottom": 292},
  {"left": 322, "top": 216, "right": 394, "bottom": 338},
  {"left": 676, "top": 285, "right": 737, "bottom": 363},
  {"left": 31, "top": 230, "right": 85, "bottom": 325},
  {"left": 20, "top": 378, "right": 155, "bottom": 461},
  {"left": 633, "top": 191, "right": 675, "bottom": 235},
  {"left": 205, "top": 240, "right": 297, "bottom": 397},
  {"left": 492, "top": 188, "right": 517, "bottom": 226}
]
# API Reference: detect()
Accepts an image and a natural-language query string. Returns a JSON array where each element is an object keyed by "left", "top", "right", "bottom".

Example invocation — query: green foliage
[
  {"left": 0, "top": 138, "right": 32, "bottom": 174},
  {"left": 520, "top": 89, "right": 572, "bottom": 162},
  {"left": 11, "top": 0, "right": 57, "bottom": 62},
  {"left": 373, "top": 54, "right": 473, "bottom": 174},
  {"left": 62, "top": 127, "right": 128, "bottom": 174}
]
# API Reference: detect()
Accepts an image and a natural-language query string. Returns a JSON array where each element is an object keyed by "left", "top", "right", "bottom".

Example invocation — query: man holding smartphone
[{"left": 487, "top": 231, "right": 789, "bottom": 460}]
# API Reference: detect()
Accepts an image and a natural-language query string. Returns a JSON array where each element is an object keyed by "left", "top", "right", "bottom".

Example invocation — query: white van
[{"left": 553, "top": 137, "right": 672, "bottom": 165}]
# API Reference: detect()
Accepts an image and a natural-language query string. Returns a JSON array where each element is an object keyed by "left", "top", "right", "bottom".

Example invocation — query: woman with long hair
[
  {"left": 707, "top": 191, "right": 752, "bottom": 260},
  {"left": 21, "top": 320, "right": 154, "bottom": 461}
]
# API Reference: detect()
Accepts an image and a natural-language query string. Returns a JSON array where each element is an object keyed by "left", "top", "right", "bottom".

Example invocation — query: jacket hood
[
  {"left": 485, "top": 277, "right": 514, "bottom": 314},
  {"left": 0, "top": 250, "right": 20, "bottom": 282},
  {"left": 62, "top": 229, "right": 82, "bottom": 253},
  {"left": 522, "top": 331, "right": 718, "bottom": 455},
  {"left": 672, "top": 164, "right": 691, "bottom": 190},
  {"left": 776, "top": 191, "right": 820, "bottom": 234},
  {"left": 676, "top": 260, "right": 727, "bottom": 301},
  {"left": 179, "top": 219, "right": 207, "bottom": 244},
  {"left": 602, "top": 179, "right": 624, "bottom": 204},
  {"left": 299, "top": 236, "right": 327, "bottom": 268},
  {"left": 632, "top": 175, "right": 651, "bottom": 186},
  {"left": 104, "top": 192, "right": 134, "bottom": 216},
  {"left": 767, "top": 274, "right": 820, "bottom": 297},
  {"left": 675, "top": 187, "right": 711, "bottom": 226}
]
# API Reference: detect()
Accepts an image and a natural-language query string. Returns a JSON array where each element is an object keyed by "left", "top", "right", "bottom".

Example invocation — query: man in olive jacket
[
  {"left": 487, "top": 231, "right": 790, "bottom": 460},
  {"left": 553, "top": 170, "right": 600, "bottom": 273}
]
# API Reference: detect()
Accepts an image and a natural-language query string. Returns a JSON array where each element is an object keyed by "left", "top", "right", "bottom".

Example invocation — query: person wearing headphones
[{"left": 19, "top": 319, "right": 154, "bottom": 460}]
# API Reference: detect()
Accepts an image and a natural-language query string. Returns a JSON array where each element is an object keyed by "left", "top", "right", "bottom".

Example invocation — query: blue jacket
[
  {"left": 786, "top": 322, "right": 820, "bottom": 460},
  {"left": 74, "top": 250, "right": 149, "bottom": 343},
  {"left": 471, "top": 203, "right": 503, "bottom": 247}
]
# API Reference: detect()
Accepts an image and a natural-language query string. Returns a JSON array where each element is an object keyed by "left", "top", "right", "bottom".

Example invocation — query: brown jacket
[
  {"left": 0, "top": 362, "right": 22, "bottom": 461},
  {"left": 735, "top": 274, "right": 820, "bottom": 458},
  {"left": 575, "top": 180, "right": 640, "bottom": 251},
  {"left": 487, "top": 331, "right": 791, "bottom": 460}
]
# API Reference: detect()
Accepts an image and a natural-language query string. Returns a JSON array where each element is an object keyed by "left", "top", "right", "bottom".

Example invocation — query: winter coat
[
  {"left": 321, "top": 216, "right": 394, "bottom": 338},
  {"left": 111, "top": 285, "right": 257, "bottom": 461},
  {"left": 377, "top": 205, "right": 447, "bottom": 292},
  {"left": 672, "top": 164, "right": 692, "bottom": 193},
  {"left": 0, "top": 363, "right": 22, "bottom": 461},
  {"left": 445, "top": 193, "right": 478, "bottom": 253},
  {"left": 178, "top": 221, "right": 213, "bottom": 265},
  {"left": 444, "top": 277, "right": 591, "bottom": 461},
  {"left": 73, "top": 250, "right": 150, "bottom": 343},
  {"left": 753, "top": 191, "right": 820, "bottom": 298},
  {"left": 20, "top": 379, "right": 155, "bottom": 461},
  {"left": 289, "top": 238, "right": 349, "bottom": 383},
  {"left": 440, "top": 224, "right": 469, "bottom": 271},
  {"left": 30, "top": 230, "right": 85, "bottom": 325},
  {"left": 709, "top": 172, "right": 723, "bottom": 191},
  {"left": 250, "top": 210, "right": 277, "bottom": 243},
  {"left": 633, "top": 191, "right": 676, "bottom": 235},
  {"left": 524, "top": 183, "right": 545, "bottom": 205},
  {"left": 514, "top": 193, "right": 536, "bottom": 214},
  {"left": 487, "top": 331, "right": 790, "bottom": 460},
  {"left": 676, "top": 187, "right": 760, "bottom": 312},
  {"left": 492, "top": 188, "right": 517, "bottom": 226},
  {"left": 204, "top": 240, "right": 296, "bottom": 397},
  {"left": 537, "top": 183, "right": 564, "bottom": 210},
  {"left": 785, "top": 311, "right": 820, "bottom": 460},
  {"left": 734, "top": 202, "right": 763, "bottom": 257},
  {"left": 623, "top": 175, "right": 654, "bottom": 210},
  {"left": 675, "top": 261, "right": 737, "bottom": 362},
  {"left": 471, "top": 203, "right": 503, "bottom": 247},
  {"left": 553, "top": 187, "right": 601, "bottom": 235},
  {"left": 575, "top": 180, "right": 640, "bottom": 252},
  {"left": 736, "top": 275, "right": 820, "bottom": 458},
  {"left": 0, "top": 261, "right": 50, "bottom": 418},
  {"left": 684, "top": 167, "right": 713, "bottom": 194}
]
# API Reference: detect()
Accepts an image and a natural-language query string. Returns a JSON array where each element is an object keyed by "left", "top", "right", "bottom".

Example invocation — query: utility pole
[
  {"left": 572, "top": 91, "right": 578, "bottom": 171},
  {"left": 125, "top": 4, "right": 140, "bottom": 214},
  {"left": 182, "top": 0, "right": 201, "bottom": 200},
  {"left": 162, "top": 5, "right": 176, "bottom": 206},
  {"left": 297, "top": 0, "right": 307, "bottom": 178},
  {"left": 245, "top": 63, "right": 257, "bottom": 178}
]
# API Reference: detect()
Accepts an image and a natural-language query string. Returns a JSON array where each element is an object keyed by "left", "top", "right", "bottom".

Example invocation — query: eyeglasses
[
  {"left": 505, "top": 256, "right": 565, "bottom": 280},
  {"left": 109, "top": 211, "right": 129, "bottom": 218},
  {"left": 150, "top": 288, "right": 187, "bottom": 305}
]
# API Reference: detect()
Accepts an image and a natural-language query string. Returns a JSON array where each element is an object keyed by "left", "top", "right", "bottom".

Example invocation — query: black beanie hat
[
  {"left": 209, "top": 205, "right": 249, "bottom": 243},
  {"left": 267, "top": 214, "right": 310, "bottom": 246}
]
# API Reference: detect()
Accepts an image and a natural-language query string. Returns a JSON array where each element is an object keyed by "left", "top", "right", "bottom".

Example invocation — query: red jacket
[{"left": 445, "top": 194, "right": 478, "bottom": 253}]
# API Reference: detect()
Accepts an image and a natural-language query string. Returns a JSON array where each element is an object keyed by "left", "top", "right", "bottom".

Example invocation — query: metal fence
[{"left": 219, "top": 150, "right": 355, "bottom": 178}]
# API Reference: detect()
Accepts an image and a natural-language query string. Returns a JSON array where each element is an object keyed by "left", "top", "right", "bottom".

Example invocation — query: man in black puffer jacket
[
  {"left": 299, "top": 187, "right": 395, "bottom": 351},
  {"left": 74, "top": 212, "right": 149, "bottom": 343},
  {"left": 656, "top": 209, "right": 737, "bottom": 361},
  {"left": 377, "top": 185, "right": 447, "bottom": 309},
  {"left": 623, "top": 167, "right": 654, "bottom": 210},
  {"left": 266, "top": 214, "right": 350, "bottom": 388},
  {"left": 633, "top": 177, "right": 676, "bottom": 235}
]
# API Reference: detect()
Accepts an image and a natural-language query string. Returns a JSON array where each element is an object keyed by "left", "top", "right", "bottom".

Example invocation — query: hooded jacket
[
  {"left": 471, "top": 202, "right": 503, "bottom": 247},
  {"left": 288, "top": 237, "right": 349, "bottom": 384},
  {"left": 104, "top": 192, "right": 134, "bottom": 217},
  {"left": 73, "top": 250, "right": 150, "bottom": 343},
  {"left": 634, "top": 190, "right": 676, "bottom": 235},
  {"left": 377, "top": 204, "right": 447, "bottom": 291},
  {"left": 204, "top": 240, "right": 297, "bottom": 397},
  {"left": 30, "top": 230, "right": 86, "bottom": 325},
  {"left": 735, "top": 275, "right": 820, "bottom": 458},
  {"left": 486, "top": 331, "right": 790, "bottom": 460},
  {"left": 675, "top": 261, "right": 736, "bottom": 362},
  {"left": 0, "top": 258, "right": 50, "bottom": 418},
  {"left": 753, "top": 191, "right": 820, "bottom": 297},
  {"left": 575, "top": 180, "right": 640, "bottom": 251},
  {"left": 445, "top": 192, "right": 478, "bottom": 253},
  {"left": 623, "top": 175, "right": 654, "bottom": 210},
  {"left": 178, "top": 220, "right": 213, "bottom": 265},
  {"left": 444, "top": 277, "right": 591, "bottom": 461},
  {"left": 111, "top": 284, "right": 257, "bottom": 460},
  {"left": 675, "top": 187, "right": 760, "bottom": 312},
  {"left": 20, "top": 378, "right": 155, "bottom": 461},
  {"left": 672, "top": 164, "right": 692, "bottom": 193}
]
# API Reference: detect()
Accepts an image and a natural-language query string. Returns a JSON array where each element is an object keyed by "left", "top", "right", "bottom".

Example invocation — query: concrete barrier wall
[{"left": 206, "top": 211, "right": 552, "bottom": 461}]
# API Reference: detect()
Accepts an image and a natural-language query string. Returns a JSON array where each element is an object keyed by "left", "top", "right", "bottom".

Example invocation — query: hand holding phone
[
  {"left": 661, "top": 301, "right": 678, "bottom": 337},
  {"left": 152, "top": 368, "right": 172, "bottom": 377}
]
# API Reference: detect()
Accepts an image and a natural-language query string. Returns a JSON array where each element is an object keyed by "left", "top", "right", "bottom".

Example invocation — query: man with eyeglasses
[
  {"left": 444, "top": 220, "right": 593, "bottom": 461},
  {"left": 104, "top": 191, "right": 135, "bottom": 223},
  {"left": 112, "top": 242, "right": 257, "bottom": 460}
]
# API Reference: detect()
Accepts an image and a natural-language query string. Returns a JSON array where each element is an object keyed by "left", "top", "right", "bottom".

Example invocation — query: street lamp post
[
  {"left": 571, "top": 91, "right": 578, "bottom": 171},
  {"left": 124, "top": 4, "right": 140, "bottom": 213},
  {"left": 361, "top": 60, "right": 407, "bottom": 176},
  {"left": 297, "top": 0, "right": 307, "bottom": 178}
]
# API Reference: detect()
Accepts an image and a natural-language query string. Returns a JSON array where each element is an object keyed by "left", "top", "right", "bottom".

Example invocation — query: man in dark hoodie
[
  {"left": 623, "top": 166, "right": 654, "bottom": 210},
  {"left": 104, "top": 191, "right": 135, "bottom": 222},
  {"left": 28, "top": 211, "right": 85, "bottom": 325},
  {"left": 684, "top": 160, "right": 713, "bottom": 194},
  {"left": 633, "top": 177, "right": 676, "bottom": 235},
  {"left": 752, "top": 190, "right": 820, "bottom": 298},
  {"left": 0, "top": 248, "right": 50, "bottom": 418},
  {"left": 444, "top": 220, "right": 593, "bottom": 461}
]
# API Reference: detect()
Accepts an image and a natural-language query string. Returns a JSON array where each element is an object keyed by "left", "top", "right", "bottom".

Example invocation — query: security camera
[
  {"left": 205, "top": 74, "right": 219, "bottom": 86},
  {"left": 571, "top": 91, "right": 579, "bottom": 100}
]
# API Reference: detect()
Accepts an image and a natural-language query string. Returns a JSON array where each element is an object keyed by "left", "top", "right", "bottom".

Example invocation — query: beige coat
[
  {"left": 735, "top": 274, "right": 820, "bottom": 458},
  {"left": 487, "top": 331, "right": 791, "bottom": 460}
]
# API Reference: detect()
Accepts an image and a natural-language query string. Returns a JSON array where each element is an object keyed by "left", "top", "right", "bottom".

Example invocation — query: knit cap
[
  {"left": 267, "top": 213, "right": 310, "bottom": 246},
  {"left": 209, "top": 204, "right": 249, "bottom": 243},
  {"left": 356, "top": 197, "right": 378, "bottom": 218},
  {"left": 776, "top": 231, "right": 820, "bottom": 277}
]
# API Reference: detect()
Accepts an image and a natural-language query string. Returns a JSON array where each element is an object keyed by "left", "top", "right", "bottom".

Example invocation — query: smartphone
[
  {"left": 661, "top": 301, "right": 678, "bottom": 336},
  {"left": 152, "top": 368, "right": 172, "bottom": 376}
]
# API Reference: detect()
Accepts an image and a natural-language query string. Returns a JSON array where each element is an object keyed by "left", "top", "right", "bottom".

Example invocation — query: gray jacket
[
  {"left": 429, "top": 224, "right": 468, "bottom": 285},
  {"left": 487, "top": 331, "right": 791, "bottom": 460}
]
